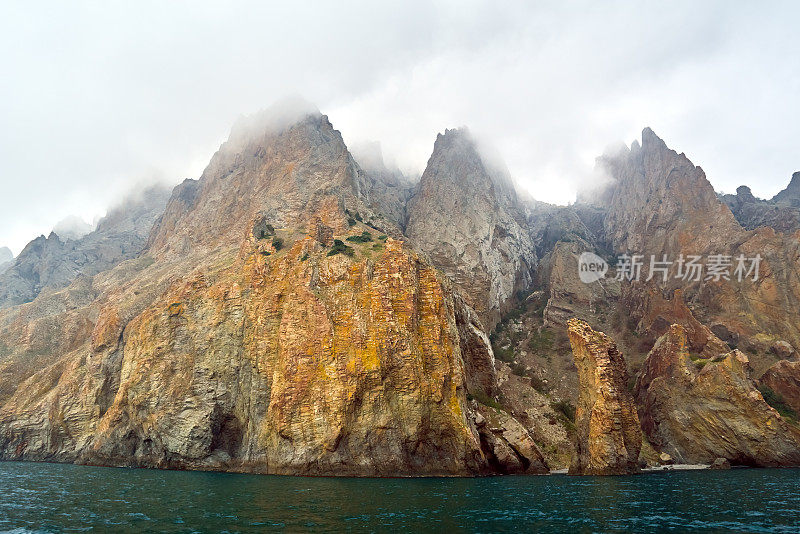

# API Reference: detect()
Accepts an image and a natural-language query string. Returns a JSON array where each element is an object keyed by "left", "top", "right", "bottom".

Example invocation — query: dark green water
[{"left": 1, "top": 462, "right": 799, "bottom": 533}]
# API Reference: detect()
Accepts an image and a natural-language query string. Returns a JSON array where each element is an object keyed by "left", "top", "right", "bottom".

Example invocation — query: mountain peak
[
  {"left": 640, "top": 127, "right": 668, "bottom": 151},
  {"left": 773, "top": 171, "right": 800, "bottom": 206},
  {"left": 227, "top": 97, "right": 322, "bottom": 148}
]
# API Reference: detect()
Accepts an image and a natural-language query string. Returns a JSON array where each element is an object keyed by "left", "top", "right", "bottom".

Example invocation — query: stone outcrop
[
  {"left": 760, "top": 359, "right": 800, "bottom": 416},
  {"left": 405, "top": 128, "right": 537, "bottom": 329},
  {"left": 635, "top": 324, "right": 800, "bottom": 466},
  {"left": 567, "top": 319, "right": 641, "bottom": 475},
  {"left": 474, "top": 405, "right": 548, "bottom": 474}
]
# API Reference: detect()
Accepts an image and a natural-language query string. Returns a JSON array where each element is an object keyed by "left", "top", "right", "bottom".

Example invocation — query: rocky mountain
[
  {"left": 0, "top": 105, "right": 549, "bottom": 476},
  {"left": 406, "top": 128, "right": 537, "bottom": 329},
  {"left": 0, "top": 185, "right": 171, "bottom": 308},
  {"left": 0, "top": 248, "right": 12, "bottom": 275},
  {"left": 720, "top": 184, "right": 800, "bottom": 234},
  {"left": 772, "top": 171, "right": 800, "bottom": 207},
  {"left": 1, "top": 104, "right": 799, "bottom": 476}
]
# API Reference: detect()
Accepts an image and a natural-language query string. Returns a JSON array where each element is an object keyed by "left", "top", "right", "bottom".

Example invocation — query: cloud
[{"left": 0, "top": 1, "right": 798, "bottom": 253}]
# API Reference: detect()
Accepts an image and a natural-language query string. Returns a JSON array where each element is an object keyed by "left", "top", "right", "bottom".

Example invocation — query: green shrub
[
  {"left": 327, "top": 239, "right": 355, "bottom": 257},
  {"left": 551, "top": 400, "right": 576, "bottom": 423},
  {"left": 378, "top": 235, "right": 388, "bottom": 241},
  {"left": 530, "top": 374, "right": 551, "bottom": 393},
  {"left": 510, "top": 362, "right": 528, "bottom": 377},
  {"left": 759, "top": 385, "right": 799, "bottom": 422},
  {"left": 492, "top": 343, "right": 515, "bottom": 363},
  {"left": 300, "top": 253, "right": 309, "bottom": 262},
  {"left": 347, "top": 218, "right": 356, "bottom": 227},
  {"left": 469, "top": 391, "right": 504, "bottom": 411},
  {"left": 346, "top": 231, "right": 373, "bottom": 243},
  {"left": 272, "top": 237, "right": 284, "bottom": 251},
  {"left": 528, "top": 329, "right": 554, "bottom": 353}
]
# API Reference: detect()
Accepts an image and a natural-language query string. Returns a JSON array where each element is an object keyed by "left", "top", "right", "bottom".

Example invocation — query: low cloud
[{"left": 1, "top": 1, "right": 798, "bottom": 252}]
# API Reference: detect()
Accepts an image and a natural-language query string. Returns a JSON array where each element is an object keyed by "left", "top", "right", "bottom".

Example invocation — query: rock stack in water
[{"left": 566, "top": 319, "right": 641, "bottom": 475}]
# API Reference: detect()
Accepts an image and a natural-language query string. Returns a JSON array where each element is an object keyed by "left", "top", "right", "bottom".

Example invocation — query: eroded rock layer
[{"left": 567, "top": 319, "right": 640, "bottom": 475}]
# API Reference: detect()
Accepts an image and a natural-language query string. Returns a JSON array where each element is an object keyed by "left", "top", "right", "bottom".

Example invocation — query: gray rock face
[
  {"left": 405, "top": 128, "right": 537, "bottom": 329},
  {"left": 720, "top": 183, "right": 800, "bottom": 234},
  {"left": 0, "top": 248, "right": 12, "bottom": 275},
  {"left": 772, "top": 171, "right": 800, "bottom": 207},
  {"left": 0, "top": 185, "right": 170, "bottom": 308}
]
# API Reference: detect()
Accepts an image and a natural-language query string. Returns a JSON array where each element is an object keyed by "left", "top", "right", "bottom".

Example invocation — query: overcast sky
[{"left": 1, "top": 1, "right": 798, "bottom": 255}]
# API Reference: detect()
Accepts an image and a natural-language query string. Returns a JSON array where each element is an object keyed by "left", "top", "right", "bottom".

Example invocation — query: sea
[{"left": 0, "top": 461, "right": 798, "bottom": 532}]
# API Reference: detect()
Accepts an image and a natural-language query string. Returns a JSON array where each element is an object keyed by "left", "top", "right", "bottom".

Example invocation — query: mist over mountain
[{"left": 0, "top": 103, "right": 798, "bottom": 477}]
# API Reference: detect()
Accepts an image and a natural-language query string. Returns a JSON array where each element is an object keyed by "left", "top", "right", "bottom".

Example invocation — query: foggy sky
[{"left": 1, "top": 1, "right": 798, "bottom": 255}]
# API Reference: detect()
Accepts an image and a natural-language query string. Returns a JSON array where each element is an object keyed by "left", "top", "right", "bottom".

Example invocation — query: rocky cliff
[
  {"left": 567, "top": 319, "right": 640, "bottom": 475},
  {"left": 0, "top": 106, "right": 547, "bottom": 476},
  {"left": 405, "top": 128, "right": 537, "bottom": 329},
  {"left": 635, "top": 324, "right": 800, "bottom": 466},
  {"left": 772, "top": 171, "right": 800, "bottom": 207},
  {"left": 590, "top": 128, "right": 800, "bottom": 358},
  {"left": 760, "top": 359, "right": 800, "bottom": 417},
  {"left": 1, "top": 103, "right": 800, "bottom": 476}
]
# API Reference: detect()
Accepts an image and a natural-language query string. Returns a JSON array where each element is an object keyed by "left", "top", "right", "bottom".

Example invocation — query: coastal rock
[
  {"left": 0, "top": 106, "right": 506, "bottom": 476},
  {"left": 635, "top": 324, "right": 800, "bottom": 466},
  {"left": 476, "top": 406, "right": 548, "bottom": 474},
  {"left": 566, "top": 319, "right": 641, "bottom": 475},
  {"left": 709, "top": 457, "right": 731, "bottom": 470}
]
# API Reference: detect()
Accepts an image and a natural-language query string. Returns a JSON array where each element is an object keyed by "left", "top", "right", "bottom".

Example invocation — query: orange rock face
[
  {"left": 760, "top": 359, "right": 800, "bottom": 416},
  {"left": 0, "top": 109, "right": 539, "bottom": 476},
  {"left": 635, "top": 324, "right": 800, "bottom": 466},
  {"left": 567, "top": 319, "right": 641, "bottom": 475}
]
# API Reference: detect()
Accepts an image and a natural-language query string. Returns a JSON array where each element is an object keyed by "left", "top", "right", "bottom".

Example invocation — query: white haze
[
  {"left": 1, "top": 1, "right": 798, "bottom": 255},
  {"left": 52, "top": 215, "right": 95, "bottom": 241}
]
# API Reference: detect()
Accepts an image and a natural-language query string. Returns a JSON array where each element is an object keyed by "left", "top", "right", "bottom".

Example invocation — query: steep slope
[
  {"left": 0, "top": 106, "right": 546, "bottom": 476},
  {"left": 0, "top": 185, "right": 170, "bottom": 308},
  {"left": 405, "top": 128, "right": 537, "bottom": 329}
]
